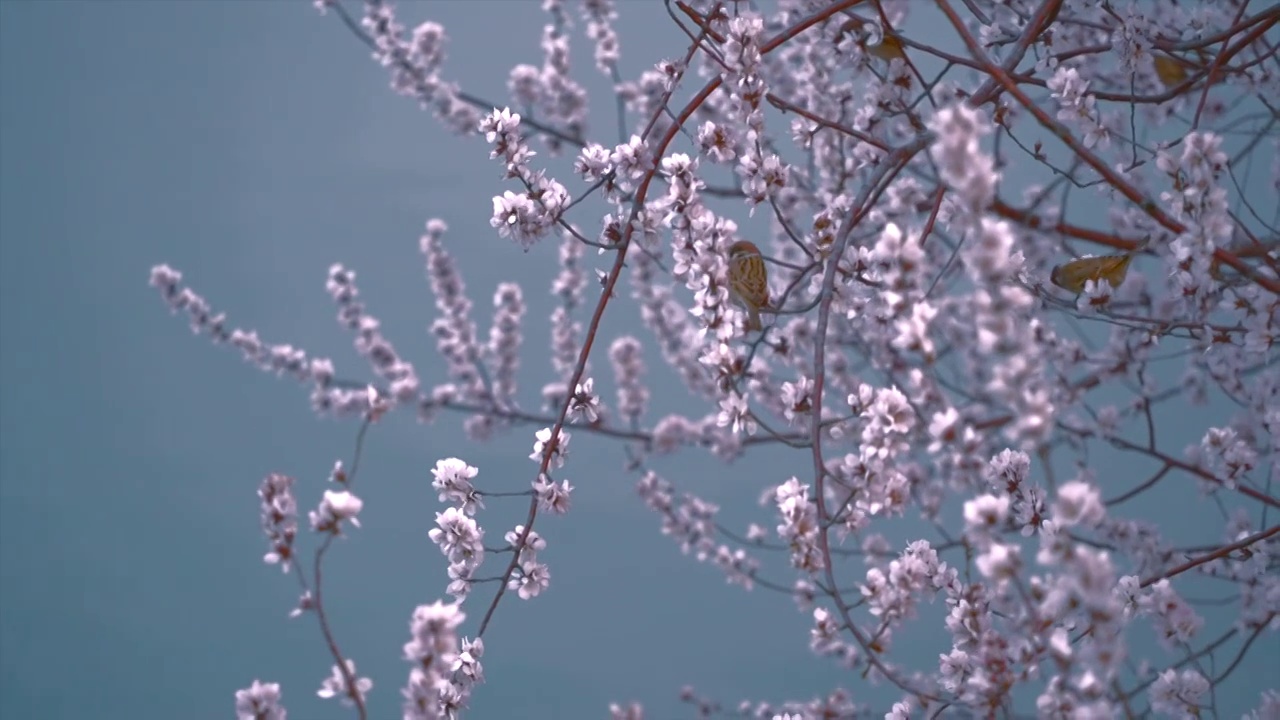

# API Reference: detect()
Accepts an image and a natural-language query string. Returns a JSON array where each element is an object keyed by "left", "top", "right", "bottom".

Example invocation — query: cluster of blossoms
[
  {"left": 636, "top": 471, "right": 760, "bottom": 589},
  {"left": 249, "top": 462, "right": 372, "bottom": 712},
  {"left": 159, "top": 0, "right": 1280, "bottom": 718},
  {"left": 235, "top": 679, "right": 286, "bottom": 720},
  {"left": 773, "top": 477, "right": 823, "bottom": 574},
  {"left": 355, "top": 8, "right": 477, "bottom": 135},
  {"left": 326, "top": 264, "right": 421, "bottom": 405},
  {"left": 258, "top": 473, "right": 298, "bottom": 572},
  {"left": 428, "top": 458, "right": 486, "bottom": 600},
  {"left": 1156, "top": 134, "right": 1232, "bottom": 309},
  {"left": 662, "top": 154, "right": 764, "bottom": 342},
  {"left": 400, "top": 600, "right": 475, "bottom": 718},
  {"left": 419, "top": 219, "right": 485, "bottom": 415},
  {"left": 148, "top": 264, "right": 374, "bottom": 417},
  {"left": 608, "top": 337, "right": 648, "bottom": 427},
  {"left": 1047, "top": 67, "right": 1110, "bottom": 150},
  {"left": 483, "top": 109, "right": 571, "bottom": 249},
  {"left": 317, "top": 659, "right": 374, "bottom": 709}
]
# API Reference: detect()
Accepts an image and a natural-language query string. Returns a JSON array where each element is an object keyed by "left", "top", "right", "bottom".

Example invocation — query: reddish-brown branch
[
  {"left": 479, "top": 0, "right": 881, "bottom": 638},
  {"left": 971, "top": 0, "right": 1065, "bottom": 106},
  {"left": 311, "top": 537, "right": 367, "bottom": 719},
  {"left": 810, "top": 135, "right": 940, "bottom": 702},
  {"left": 477, "top": 16, "right": 725, "bottom": 636},
  {"left": 766, "top": 92, "right": 889, "bottom": 152},
  {"left": 676, "top": 0, "right": 868, "bottom": 54},
  {"left": 992, "top": 199, "right": 1143, "bottom": 252},
  {"left": 1192, "top": 4, "right": 1274, "bottom": 129},
  {"left": 994, "top": 199, "right": 1279, "bottom": 261},
  {"left": 919, "top": 185, "right": 947, "bottom": 247},
  {"left": 1093, "top": 434, "right": 1280, "bottom": 510},
  {"left": 286, "top": 418, "right": 375, "bottom": 720},
  {"left": 1140, "top": 524, "right": 1279, "bottom": 589},
  {"left": 1163, "top": 7, "right": 1280, "bottom": 52},
  {"left": 675, "top": 1, "right": 726, "bottom": 43},
  {"left": 761, "top": 0, "right": 867, "bottom": 53},
  {"left": 936, "top": 0, "right": 1280, "bottom": 295}
]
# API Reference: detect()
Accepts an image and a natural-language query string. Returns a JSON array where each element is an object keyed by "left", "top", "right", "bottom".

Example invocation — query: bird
[
  {"left": 1152, "top": 53, "right": 1189, "bottom": 88},
  {"left": 727, "top": 240, "right": 771, "bottom": 332},
  {"left": 1049, "top": 253, "right": 1135, "bottom": 294},
  {"left": 867, "top": 32, "right": 908, "bottom": 63}
]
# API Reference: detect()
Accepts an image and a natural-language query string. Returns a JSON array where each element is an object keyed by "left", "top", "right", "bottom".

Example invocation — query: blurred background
[{"left": 1, "top": 2, "right": 1274, "bottom": 719}]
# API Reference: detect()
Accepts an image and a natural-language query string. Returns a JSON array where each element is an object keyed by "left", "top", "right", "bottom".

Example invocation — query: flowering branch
[{"left": 160, "top": 2, "right": 1279, "bottom": 717}]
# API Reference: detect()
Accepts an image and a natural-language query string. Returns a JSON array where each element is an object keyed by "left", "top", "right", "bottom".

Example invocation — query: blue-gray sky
[{"left": 1, "top": 2, "right": 1274, "bottom": 719}]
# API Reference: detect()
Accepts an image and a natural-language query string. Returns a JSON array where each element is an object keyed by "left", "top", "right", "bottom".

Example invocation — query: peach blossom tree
[{"left": 152, "top": 1, "right": 1278, "bottom": 718}]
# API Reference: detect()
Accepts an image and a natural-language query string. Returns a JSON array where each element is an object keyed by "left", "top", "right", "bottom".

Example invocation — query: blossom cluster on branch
[{"left": 155, "top": 0, "right": 1278, "bottom": 718}]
